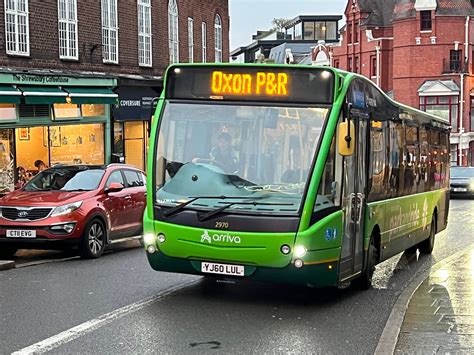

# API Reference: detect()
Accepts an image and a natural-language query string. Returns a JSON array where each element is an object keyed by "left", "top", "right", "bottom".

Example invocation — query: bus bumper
[{"left": 146, "top": 249, "right": 339, "bottom": 288}]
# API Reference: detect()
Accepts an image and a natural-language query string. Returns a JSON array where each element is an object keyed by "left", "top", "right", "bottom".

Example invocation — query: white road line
[{"left": 12, "top": 279, "right": 201, "bottom": 355}]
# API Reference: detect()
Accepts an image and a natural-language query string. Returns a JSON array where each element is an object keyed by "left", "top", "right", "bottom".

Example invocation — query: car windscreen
[
  {"left": 24, "top": 169, "right": 105, "bottom": 192},
  {"left": 450, "top": 167, "right": 474, "bottom": 178}
]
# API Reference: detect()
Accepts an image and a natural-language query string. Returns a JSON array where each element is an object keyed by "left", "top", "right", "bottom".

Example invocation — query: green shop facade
[{"left": 0, "top": 72, "right": 117, "bottom": 195}]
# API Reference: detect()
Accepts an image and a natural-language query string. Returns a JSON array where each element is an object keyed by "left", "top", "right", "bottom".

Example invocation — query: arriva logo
[{"left": 200, "top": 230, "right": 241, "bottom": 244}]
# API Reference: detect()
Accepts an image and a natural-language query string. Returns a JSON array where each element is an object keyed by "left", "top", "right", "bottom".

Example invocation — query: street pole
[{"left": 375, "top": 44, "right": 381, "bottom": 87}]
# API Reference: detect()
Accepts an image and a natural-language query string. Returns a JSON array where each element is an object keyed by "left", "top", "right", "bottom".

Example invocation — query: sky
[{"left": 229, "top": 0, "right": 348, "bottom": 51}]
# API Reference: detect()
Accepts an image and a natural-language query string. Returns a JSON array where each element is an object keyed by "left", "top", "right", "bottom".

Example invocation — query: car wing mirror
[{"left": 105, "top": 182, "right": 124, "bottom": 194}]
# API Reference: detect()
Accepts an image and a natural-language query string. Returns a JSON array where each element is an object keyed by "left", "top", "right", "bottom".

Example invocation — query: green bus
[{"left": 143, "top": 64, "right": 450, "bottom": 289}]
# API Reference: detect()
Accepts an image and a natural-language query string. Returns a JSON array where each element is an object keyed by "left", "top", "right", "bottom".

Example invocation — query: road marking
[
  {"left": 15, "top": 256, "right": 79, "bottom": 268},
  {"left": 12, "top": 279, "right": 201, "bottom": 355}
]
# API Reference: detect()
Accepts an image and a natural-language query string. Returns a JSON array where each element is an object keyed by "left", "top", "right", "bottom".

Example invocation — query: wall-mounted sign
[
  {"left": 0, "top": 73, "right": 116, "bottom": 87},
  {"left": 113, "top": 86, "right": 160, "bottom": 121}
]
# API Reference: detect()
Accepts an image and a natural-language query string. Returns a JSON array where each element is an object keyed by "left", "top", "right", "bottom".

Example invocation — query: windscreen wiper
[
  {"left": 197, "top": 201, "right": 294, "bottom": 222},
  {"left": 161, "top": 195, "right": 258, "bottom": 218}
]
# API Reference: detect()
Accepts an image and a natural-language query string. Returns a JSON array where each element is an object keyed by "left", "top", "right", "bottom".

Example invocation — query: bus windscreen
[{"left": 166, "top": 66, "right": 335, "bottom": 104}]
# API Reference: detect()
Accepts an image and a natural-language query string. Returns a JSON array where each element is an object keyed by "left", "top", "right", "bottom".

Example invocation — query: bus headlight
[
  {"left": 144, "top": 233, "right": 156, "bottom": 245},
  {"left": 294, "top": 246, "right": 307, "bottom": 258}
]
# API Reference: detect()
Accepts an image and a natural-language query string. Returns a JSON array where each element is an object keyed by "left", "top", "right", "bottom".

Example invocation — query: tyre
[
  {"left": 419, "top": 216, "right": 436, "bottom": 254},
  {"left": 357, "top": 237, "right": 377, "bottom": 290},
  {"left": 0, "top": 247, "right": 18, "bottom": 259},
  {"left": 80, "top": 219, "right": 106, "bottom": 259}
]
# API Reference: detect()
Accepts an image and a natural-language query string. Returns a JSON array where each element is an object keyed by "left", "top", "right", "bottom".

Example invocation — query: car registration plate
[
  {"left": 201, "top": 262, "right": 244, "bottom": 276},
  {"left": 6, "top": 230, "right": 36, "bottom": 238},
  {"left": 453, "top": 188, "right": 467, "bottom": 192}
]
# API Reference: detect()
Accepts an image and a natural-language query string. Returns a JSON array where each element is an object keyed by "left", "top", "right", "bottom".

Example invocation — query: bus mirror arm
[{"left": 345, "top": 103, "right": 353, "bottom": 149}]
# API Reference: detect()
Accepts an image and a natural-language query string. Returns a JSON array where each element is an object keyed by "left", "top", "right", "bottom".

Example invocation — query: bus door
[{"left": 338, "top": 107, "right": 369, "bottom": 283}]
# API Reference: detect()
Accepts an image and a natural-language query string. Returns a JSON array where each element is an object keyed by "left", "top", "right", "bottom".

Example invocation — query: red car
[{"left": 0, "top": 164, "right": 146, "bottom": 259}]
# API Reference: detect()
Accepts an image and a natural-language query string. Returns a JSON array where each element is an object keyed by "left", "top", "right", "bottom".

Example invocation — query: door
[
  {"left": 102, "top": 169, "right": 130, "bottom": 238},
  {"left": 122, "top": 169, "right": 146, "bottom": 235},
  {"left": 338, "top": 98, "right": 369, "bottom": 283},
  {"left": 0, "top": 129, "right": 15, "bottom": 195}
]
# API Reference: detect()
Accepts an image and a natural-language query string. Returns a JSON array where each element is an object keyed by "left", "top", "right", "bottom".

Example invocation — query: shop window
[
  {"left": 15, "top": 126, "right": 49, "bottom": 175},
  {"left": 82, "top": 104, "right": 106, "bottom": 117},
  {"left": 0, "top": 104, "right": 17, "bottom": 121},
  {"left": 0, "top": 129, "right": 15, "bottom": 194},
  {"left": 124, "top": 121, "right": 146, "bottom": 171},
  {"left": 53, "top": 103, "right": 81, "bottom": 119},
  {"left": 420, "top": 11, "right": 431, "bottom": 31},
  {"left": 49, "top": 123, "right": 105, "bottom": 165}
]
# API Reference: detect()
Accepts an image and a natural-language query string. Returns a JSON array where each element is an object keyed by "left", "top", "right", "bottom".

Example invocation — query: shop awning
[
  {"left": 63, "top": 87, "right": 118, "bottom": 104},
  {"left": 0, "top": 85, "right": 22, "bottom": 103},
  {"left": 18, "top": 86, "right": 68, "bottom": 104}
]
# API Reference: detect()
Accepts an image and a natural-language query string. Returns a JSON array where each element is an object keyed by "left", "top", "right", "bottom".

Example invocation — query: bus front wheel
[{"left": 357, "top": 237, "right": 377, "bottom": 290}]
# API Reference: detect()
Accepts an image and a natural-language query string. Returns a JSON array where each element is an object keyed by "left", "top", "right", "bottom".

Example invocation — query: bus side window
[{"left": 312, "top": 135, "right": 341, "bottom": 221}]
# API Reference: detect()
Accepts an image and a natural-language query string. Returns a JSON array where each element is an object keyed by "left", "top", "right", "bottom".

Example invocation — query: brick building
[
  {"left": 330, "top": 0, "right": 474, "bottom": 166},
  {"left": 0, "top": 0, "right": 229, "bottom": 194}
]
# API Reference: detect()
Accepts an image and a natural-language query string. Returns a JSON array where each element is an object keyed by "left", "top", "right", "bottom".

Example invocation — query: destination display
[{"left": 166, "top": 65, "right": 335, "bottom": 104}]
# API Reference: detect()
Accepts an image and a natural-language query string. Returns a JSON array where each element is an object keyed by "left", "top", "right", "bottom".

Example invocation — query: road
[{"left": 1, "top": 199, "right": 473, "bottom": 354}]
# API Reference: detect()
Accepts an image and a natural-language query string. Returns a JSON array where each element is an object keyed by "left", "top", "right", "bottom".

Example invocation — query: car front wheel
[{"left": 80, "top": 219, "right": 106, "bottom": 259}]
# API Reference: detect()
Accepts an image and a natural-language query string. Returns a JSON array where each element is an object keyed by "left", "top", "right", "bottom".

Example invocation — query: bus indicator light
[{"left": 211, "top": 71, "right": 289, "bottom": 97}]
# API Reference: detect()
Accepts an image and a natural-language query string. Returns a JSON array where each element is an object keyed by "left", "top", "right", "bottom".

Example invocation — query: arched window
[
  {"left": 168, "top": 0, "right": 179, "bottom": 63},
  {"left": 214, "top": 14, "right": 222, "bottom": 62}
]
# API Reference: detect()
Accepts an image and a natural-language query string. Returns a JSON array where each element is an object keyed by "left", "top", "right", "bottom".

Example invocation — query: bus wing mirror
[{"left": 337, "top": 119, "right": 355, "bottom": 156}]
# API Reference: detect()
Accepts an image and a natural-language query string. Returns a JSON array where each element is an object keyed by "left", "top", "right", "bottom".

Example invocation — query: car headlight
[{"left": 50, "top": 201, "right": 83, "bottom": 217}]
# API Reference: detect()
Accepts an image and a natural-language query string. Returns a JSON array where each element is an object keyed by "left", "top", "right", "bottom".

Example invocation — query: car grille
[{"left": 1, "top": 207, "right": 53, "bottom": 221}]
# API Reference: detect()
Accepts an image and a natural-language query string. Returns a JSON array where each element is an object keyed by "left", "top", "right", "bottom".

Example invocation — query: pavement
[{"left": 377, "top": 247, "right": 474, "bottom": 354}]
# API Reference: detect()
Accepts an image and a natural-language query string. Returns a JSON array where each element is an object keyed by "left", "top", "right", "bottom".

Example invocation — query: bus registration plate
[{"left": 201, "top": 262, "right": 244, "bottom": 276}]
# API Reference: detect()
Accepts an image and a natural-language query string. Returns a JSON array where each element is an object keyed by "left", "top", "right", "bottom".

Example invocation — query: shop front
[
  {"left": 112, "top": 85, "right": 160, "bottom": 171},
  {"left": 0, "top": 72, "right": 117, "bottom": 195}
]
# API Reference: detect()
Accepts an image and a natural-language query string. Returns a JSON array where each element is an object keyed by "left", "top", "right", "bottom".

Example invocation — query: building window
[
  {"left": 470, "top": 98, "right": 474, "bottom": 131},
  {"left": 347, "top": 22, "right": 352, "bottom": 44},
  {"left": 450, "top": 144, "right": 458, "bottom": 165},
  {"left": 202, "top": 22, "right": 207, "bottom": 62},
  {"left": 137, "top": 0, "right": 152, "bottom": 67},
  {"left": 420, "top": 11, "right": 431, "bottom": 31},
  {"left": 333, "top": 59, "right": 339, "bottom": 68},
  {"left": 371, "top": 56, "right": 377, "bottom": 77},
  {"left": 4, "top": 0, "right": 29, "bottom": 56},
  {"left": 354, "top": 56, "right": 359, "bottom": 73},
  {"left": 101, "top": 0, "right": 118, "bottom": 63},
  {"left": 450, "top": 50, "right": 462, "bottom": 71},
  {"left": 58, "top": 0, "right": 78, "bottom": 59},
  {"left": 214, "top": 14, "right": 222, "bottom": 62},
  {"left": 168, "top": 0, "right": 179, "bottom": 64},
  {"left": 348, "top": 57, "right": 352, "bottom": 72},
  {"left": 420, "top": 95, "right": 459, "bottom": 131},
  {"left": 188, "top": 17, "right": 193, "bottom": 63},
  {"left": 354, "top": 22, "right": 359, "bottom": 43}
]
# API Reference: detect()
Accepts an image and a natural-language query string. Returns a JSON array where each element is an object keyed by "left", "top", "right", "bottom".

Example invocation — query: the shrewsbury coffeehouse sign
[{"left": 0, "top": 72, "right": 116, "bottom": 87}]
